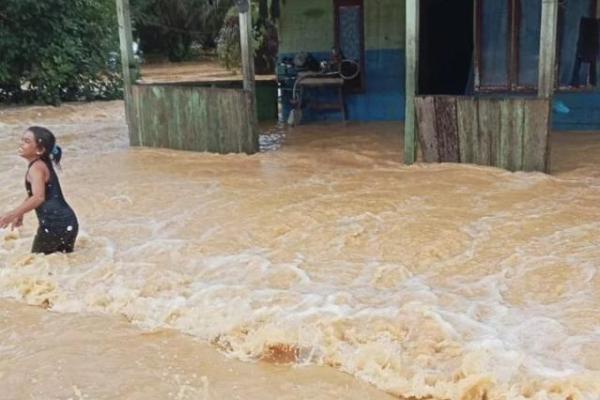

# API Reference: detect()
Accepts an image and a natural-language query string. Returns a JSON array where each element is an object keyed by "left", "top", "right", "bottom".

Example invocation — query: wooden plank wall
[
  {"left": 415, "top": 96, "right": 550, "bottom": 172},
  {"left": 131, "top": 84, "right": 258, "bottom": 154}
]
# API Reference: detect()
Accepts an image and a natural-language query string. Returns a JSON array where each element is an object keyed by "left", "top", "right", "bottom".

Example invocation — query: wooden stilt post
[
  {"left": 538, "top": 0, "right": 559, "bottom": 98},
  {"left": 237, "top": 0, "right": 258, "bottom": 148},
  {"left": 537, "top": 0, "right": 558, "bottom": 173},
  {"left": 404, "top": 0, "right": 419, "bottom": 164},
  {"left": 116, "top": 0, "right": 138, "bottom": 144},
  {"left": 238, "top": 0, "right": 256, "bottom": 95}
]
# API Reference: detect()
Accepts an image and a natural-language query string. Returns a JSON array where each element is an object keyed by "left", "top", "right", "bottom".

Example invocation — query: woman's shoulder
[{"left": 27, "top": 159, "right": 50, "bottom": 180}]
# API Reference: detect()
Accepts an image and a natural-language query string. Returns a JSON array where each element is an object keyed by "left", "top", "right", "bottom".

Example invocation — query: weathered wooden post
[
  {"left": 116, "top": 0, "right": 139, "bottom": 145},
  {"left": 237, "top": 0, "right": 256, "bottom": 94},
  {"left": 236, "top": 0, "right": 258, "bottom": 149},
  {"left": 536, "top": 0, "right": 558, "bottom": 172},
  {"left": 538, "top": 0, "right": 558, "bottom": 98},
  {"left": 404, "top": 0, "right": 419, "bottom": 164}
]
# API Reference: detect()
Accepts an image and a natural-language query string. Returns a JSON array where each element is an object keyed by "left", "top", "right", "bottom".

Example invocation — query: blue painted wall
[
  {"left": 554, "top": 92, "right": 600, "bottom": 130},
  {"left": 279, "top": 49, "right": 405, "bottom": 122},
  {"left": 346, "top": 49, "right": 405, "bottom": 121},
  {"left": 552, "top": 1, "right": 600, "bottom": 130}
]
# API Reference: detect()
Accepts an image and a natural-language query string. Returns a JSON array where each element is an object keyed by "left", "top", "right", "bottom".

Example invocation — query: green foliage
[
  {"left": 216, "top": 1, "right": 279, "bottom": 73},
  {"left": 130, "top": 0, "right": 234, "bottom": 61},
  {"left": 0, "top": 0, "right": 121, "bottom": 104},
  {"left": 130, "top": 0, "right": 279, "bottom": 67},
  {"left": 216, "top": 11, "right": 244, "bottom": 70}
]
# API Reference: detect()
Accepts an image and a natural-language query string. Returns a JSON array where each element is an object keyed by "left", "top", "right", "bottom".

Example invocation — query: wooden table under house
[{"left": 294, "top": 73, "right": 347, "bottom": 122}]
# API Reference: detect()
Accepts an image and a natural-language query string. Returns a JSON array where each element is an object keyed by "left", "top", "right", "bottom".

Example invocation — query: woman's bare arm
[{"left": 0, "top": 163, "right": 47, "bottom": 229}]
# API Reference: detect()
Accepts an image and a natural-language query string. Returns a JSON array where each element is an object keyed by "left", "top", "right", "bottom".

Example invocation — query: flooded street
[{"left": 1, "top": 101, "right": 600, "bottom": 400}]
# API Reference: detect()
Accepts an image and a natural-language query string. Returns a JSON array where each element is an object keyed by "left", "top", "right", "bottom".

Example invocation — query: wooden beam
[
  {"left": 238, "top": 1, "right": 256, "bottom": 94},
  {"left": 238, "top": 0, "right": 258, "bottom": 144},
  {"left": 456, "top": 97, "right": 477, "bottom": 164},
  {"left": 538, "top": 0, "right": 559, "bottom": 98},
  {"left": 523, "top": 99, "right": 551, "bottom": 172},
  {"left": 116, "top": 0, "right": 138, "bottom": 144},
  {"left": 415, "top": 97, "right": 438, "bottom": 162},
  {"left": 116, "top": 0, "right": 136, "bottom": 86},
  {"left": 404, "top": 0, "right": 419, "bottom": 164}
]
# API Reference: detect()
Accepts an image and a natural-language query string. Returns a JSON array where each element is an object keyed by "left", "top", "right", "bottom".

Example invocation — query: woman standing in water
[{"left": 0, "top": 126, "right": 78, "bottom": 254}]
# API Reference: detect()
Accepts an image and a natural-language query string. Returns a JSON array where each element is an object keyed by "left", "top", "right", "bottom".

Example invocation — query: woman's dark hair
[{"left": 27, "top": 126, "right": 62, "bottom": 168}]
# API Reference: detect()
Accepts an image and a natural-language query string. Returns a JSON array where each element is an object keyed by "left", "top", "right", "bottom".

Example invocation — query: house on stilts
[
  {"left": 277, "top": 0, "right": 600, "bottom": 172},
  {"left": 116, "top": 0, "right": 600, "bottom": 173}
]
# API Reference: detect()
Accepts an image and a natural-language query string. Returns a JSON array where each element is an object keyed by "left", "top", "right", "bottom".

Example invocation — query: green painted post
[
  {"left": 538, "top": 0, "right": 558, "bottom": 98},
  {"left": 116, "top": 0, "right": 138, "bottom": 145},
  {"left": 404, "top": 0, "right": 419, "bottom": 164}
]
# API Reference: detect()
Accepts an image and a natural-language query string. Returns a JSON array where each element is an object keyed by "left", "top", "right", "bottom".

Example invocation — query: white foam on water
[{"left": 1, "top": 103, "right": 600, "bottom": 400}]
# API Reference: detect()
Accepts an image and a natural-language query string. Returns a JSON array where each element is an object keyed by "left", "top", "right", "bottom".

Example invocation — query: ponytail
[{"left": 49, "top": 144, "right": 63, "bottom": 168}]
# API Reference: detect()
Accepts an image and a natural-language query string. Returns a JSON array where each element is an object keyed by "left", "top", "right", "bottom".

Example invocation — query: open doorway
[{"left": 419, "top": 0, "right": 474, "bottom": 95}]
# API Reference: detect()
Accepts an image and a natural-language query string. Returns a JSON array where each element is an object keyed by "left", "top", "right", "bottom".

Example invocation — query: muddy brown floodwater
[
  {"left": 139, "top": 60, "right": 276, "bottom": 84},
  {"left": 1, "top": 101, "right": 600, "bottom": 400}
]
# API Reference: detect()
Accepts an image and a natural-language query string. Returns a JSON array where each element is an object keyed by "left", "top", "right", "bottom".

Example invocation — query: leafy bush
[
  {"left": 216, "top": 3, "right": 278, "bottom": 74},
  {"left": 130, "top": 0, "right": 234, "bottom": 62},
  {"left": 216, "top": 11, "right": 244, "bottom": 70},
  {"left": 0, "top": 0, "right": 122, "bottom": 104}
]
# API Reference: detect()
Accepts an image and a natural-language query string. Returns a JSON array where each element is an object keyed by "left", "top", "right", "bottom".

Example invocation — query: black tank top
[{"left": 25, "top": 159, "right": 78, "bottom": 234}]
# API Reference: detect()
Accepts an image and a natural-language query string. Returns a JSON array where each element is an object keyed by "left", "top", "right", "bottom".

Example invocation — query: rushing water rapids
[{"left": 1, "top": 101, "right": 600, "bottom": 400}]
